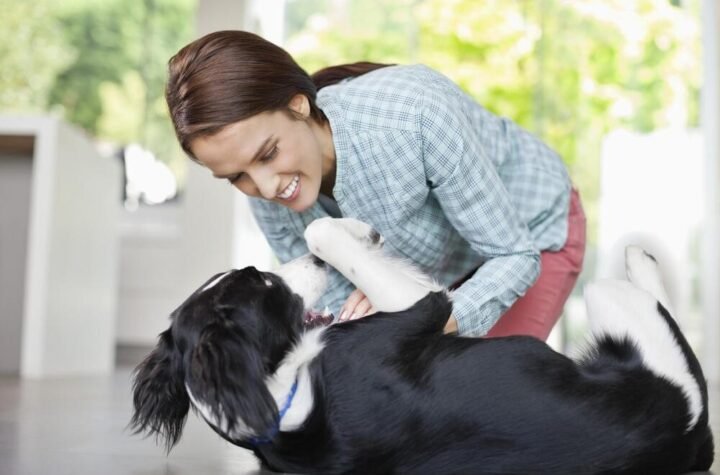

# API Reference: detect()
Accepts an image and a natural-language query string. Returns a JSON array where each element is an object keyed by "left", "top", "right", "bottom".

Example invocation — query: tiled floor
[
  {"left": 0, "top": 369, "right": 717, "bottom": 475},
  {"left": 0, "top": 370, "right": 264, "bottom": 475}
]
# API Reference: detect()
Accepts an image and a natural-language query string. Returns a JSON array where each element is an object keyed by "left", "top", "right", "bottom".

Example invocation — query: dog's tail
[{"left": 583, "top": 246, "right": 708, "bottom": 433}]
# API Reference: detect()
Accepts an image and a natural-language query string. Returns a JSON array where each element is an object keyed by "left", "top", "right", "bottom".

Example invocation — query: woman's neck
[{"left": 317, "top": 119, "right": 336, "bottom": 197}]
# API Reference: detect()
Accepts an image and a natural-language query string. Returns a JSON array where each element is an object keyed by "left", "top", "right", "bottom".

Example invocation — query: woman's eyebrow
[{"left": 213, "top": 135, "right": 274, "bottom": 179}]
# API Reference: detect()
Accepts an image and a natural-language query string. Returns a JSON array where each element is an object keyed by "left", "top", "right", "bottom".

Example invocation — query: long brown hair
[{"left": 165, "top": 30, "right": 390, "bottom": 159}]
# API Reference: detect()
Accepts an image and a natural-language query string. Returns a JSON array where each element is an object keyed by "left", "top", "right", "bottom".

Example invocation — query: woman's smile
[{"left": 277, "top": 175, "right": 301, "bottom": 201}]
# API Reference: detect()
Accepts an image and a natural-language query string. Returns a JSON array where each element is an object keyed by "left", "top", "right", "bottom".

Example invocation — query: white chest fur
[{"left": 268, "top": 327, "right": 326, "bottom": 431}]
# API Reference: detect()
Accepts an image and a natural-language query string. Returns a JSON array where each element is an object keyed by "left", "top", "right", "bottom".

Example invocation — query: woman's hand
[
  {"left": 338, "top": 289, "right": 376, "bottom": 322},
  {"left": 443, "top": 315, "right": 458, "bottom": 334},
  {"left": 338, "top": 289, "right": 459, "bottom": 334}
]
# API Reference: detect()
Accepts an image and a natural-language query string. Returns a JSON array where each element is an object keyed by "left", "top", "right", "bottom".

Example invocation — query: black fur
[
  {"left": 129, "top": 328, "right": 189, "bottom": 453},
  {"left": 131, "top": 266, "right": 714, "bottom": 474}
]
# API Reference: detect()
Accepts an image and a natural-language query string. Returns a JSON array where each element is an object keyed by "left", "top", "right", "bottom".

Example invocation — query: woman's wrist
[{"left": 444, "top": 314, "right": 458, "bottom": 334}]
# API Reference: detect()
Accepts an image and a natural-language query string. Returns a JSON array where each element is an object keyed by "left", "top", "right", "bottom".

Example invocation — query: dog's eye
[{"left": 264, "top": 279, "right": 273, "bottom": 287}]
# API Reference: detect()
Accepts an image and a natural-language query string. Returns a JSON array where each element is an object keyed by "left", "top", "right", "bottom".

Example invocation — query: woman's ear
[{"left": 288, "top": 94, "right": 310, "bottom": 118}]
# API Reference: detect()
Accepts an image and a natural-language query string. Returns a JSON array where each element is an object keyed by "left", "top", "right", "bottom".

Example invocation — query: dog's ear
[
  {"left": 129, "top": 328, "right": 189, "bottom": 452},
  {"left": 189, "top": 319, "right": 278, "bottom": 438}
]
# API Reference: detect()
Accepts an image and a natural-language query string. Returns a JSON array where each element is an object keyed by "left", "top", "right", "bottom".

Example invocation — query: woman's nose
[{"left": 250, "top": 172, "right": 278, "bottom": 200}]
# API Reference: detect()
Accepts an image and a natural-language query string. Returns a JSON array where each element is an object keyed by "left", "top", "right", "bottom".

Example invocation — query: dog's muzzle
[{"left": 303, "top": 309, "right": 335, "bottom": 329}]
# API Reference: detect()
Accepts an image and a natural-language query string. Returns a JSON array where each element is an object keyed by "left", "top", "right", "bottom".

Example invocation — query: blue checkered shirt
[{"left": 249, "top": 64, "right": 571, "bottom": 336}]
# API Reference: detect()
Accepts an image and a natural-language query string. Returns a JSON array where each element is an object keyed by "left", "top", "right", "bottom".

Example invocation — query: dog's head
[{"left": 129, "top": 254, "right": 327, "bottom": 451}]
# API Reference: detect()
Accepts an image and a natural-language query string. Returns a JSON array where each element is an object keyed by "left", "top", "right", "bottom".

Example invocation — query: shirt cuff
[{"left": 451, "top": 290, "right": 502, "bottom": 337}]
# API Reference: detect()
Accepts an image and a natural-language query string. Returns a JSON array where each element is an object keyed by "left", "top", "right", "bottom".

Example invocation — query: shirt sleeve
[
  {"left": 418, "top": 73, "right": 541, "bottom": 336},
  {"left": 248, "top": 198, "right": 355, "bottom": 316}
]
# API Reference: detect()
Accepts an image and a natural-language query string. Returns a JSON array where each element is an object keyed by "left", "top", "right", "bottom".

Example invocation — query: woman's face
[{"left": 191, "top": 95, "right": 334, "bottom": 213}]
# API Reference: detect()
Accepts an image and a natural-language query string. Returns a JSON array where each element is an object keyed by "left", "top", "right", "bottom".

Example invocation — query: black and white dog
[{"left": 131, "top": 217, "right": 714, "bottom": 474}]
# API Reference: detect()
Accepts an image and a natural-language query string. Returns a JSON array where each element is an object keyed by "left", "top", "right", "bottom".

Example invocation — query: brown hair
[{"left": 165, "top": 30, "right": 390, "bottom": 159}]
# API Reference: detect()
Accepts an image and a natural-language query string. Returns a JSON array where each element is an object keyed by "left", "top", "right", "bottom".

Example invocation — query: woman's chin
[
  {"left": 293, "top": 200, "right": 314, "bottom": 212},
  {"left": 279, "top": 195, "right": 312, "bottom": 212},
  {"left": 286, "top": 188, "right": 320, "bottom": 213}
]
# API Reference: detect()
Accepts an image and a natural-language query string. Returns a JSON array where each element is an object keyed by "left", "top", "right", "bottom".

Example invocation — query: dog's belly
[{"left": 289, "top": 334, "right": 697, "bottom": 474}]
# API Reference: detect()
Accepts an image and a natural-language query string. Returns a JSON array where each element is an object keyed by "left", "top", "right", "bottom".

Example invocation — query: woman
[{"left": 165, "top": 30, "right": 586, "bottom": 339}]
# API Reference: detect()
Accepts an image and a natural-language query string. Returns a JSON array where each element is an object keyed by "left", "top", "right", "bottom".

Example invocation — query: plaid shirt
[{"left": 250, "top": 65, "right": 571, "bottom": 336}]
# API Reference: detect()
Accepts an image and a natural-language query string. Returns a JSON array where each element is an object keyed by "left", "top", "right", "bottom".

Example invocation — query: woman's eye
[
  {"left": 226, "top": 144, "right": 278, "bottom": 185},
  {"left": 260, "top": 145, "right": 279, "bottom": 162}
]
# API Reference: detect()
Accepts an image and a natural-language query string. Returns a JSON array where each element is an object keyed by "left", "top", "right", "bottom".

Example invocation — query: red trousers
[{"left": 486, "top": 188, "right": 586, "bottom": 340}]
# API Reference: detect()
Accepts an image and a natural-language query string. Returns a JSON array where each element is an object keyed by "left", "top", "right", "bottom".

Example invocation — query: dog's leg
[
  {"left": 305, "top": 218, "right": 442, "bottom": 312},
  {"left": 624, "top": 245, "right": 674, "bottom": 314},
  {"left": 584, "top": 247, "right": 703, "bottom": 431}
]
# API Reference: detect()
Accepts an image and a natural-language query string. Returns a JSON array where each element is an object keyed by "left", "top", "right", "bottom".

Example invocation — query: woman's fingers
[
  {"left": 339, "top": 289, "right": 376, "bottom": 322},
  {"left": 350, "top": 297, "right": 374, "bottom": 320}
]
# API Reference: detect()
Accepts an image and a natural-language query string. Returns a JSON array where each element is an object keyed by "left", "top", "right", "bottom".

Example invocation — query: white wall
[
  {"left": 34, "top": 120, "right": 121, "bottom": 376},
  {"left": 0, "top": 150, "right": 32, "bottom": 373},
  {"left": 701, "top": 0, "right": 720, "bottom": 384},
  {"left": 0, "top": 116, "right": 121, "bottom": 377},
  {"left": 115, "top": 203, "right": 185, "bottom": 344}
]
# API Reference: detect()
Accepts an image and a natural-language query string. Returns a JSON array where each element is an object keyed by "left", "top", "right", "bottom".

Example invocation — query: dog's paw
[
  {"left": 334, "top": 218, "right": 384, "bottom": 249},
  {"left": 305, "top": 218, "right": 383, "bottom": 259},
  {"left": 305, "top": 217, "right": 333, "bottom": 257},
  {"left": 625, "top": 245, "right": 667, "bottom": 300},
  {"left": 625, "top": 245, "right": 657, "bottom": 281}
]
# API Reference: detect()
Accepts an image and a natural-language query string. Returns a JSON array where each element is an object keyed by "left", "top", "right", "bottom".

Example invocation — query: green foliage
[
  {"left": 0, "top": 0, "right": 74, "bottom": 112},
  {"left": 0, "top": 0, "right": 196, "bottom": 186},
  {"left": 48, "top": 1, "right": 137, "bottom": 131},
  {"left": 285, "top": 0, "right": 701, "bottom": 245},
  {"left": 45, "top": 0, "right": 195, "bottom": 174},
  {"left": 286, "top": 0, "right": 420, "bottom": 73}
]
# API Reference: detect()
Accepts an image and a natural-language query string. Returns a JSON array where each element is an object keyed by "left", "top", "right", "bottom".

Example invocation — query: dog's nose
[{"left": 312, "top": 255, "right": 326, "bottom": 267}]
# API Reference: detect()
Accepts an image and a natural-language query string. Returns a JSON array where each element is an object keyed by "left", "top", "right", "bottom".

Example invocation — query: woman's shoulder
[
  {"left": 317, "top": 64, "right": 456, "bottom": 131},
  {"left": 360, "top": 63, "right": 440, "bottom": 81},
  {"left": 339, "top": 63, "right": 450, "bottom": 95}
]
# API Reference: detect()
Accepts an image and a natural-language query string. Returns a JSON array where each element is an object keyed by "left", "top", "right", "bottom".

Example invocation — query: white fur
[
  {"left": 201, "top": 270, "right": 232, "bottom": 293},
  {"left": 624, "top": 245, "right": 674, "bottom": 316},
  {"left": 583, "top": 247, "right": 702, "bottom": 431},
  {"left": 305, "top": 217, "right": 442, "bottom": 312},
  {"left": 273, "top": 255, "right": 327, "bottom": 310},
  {"left": 267, "top": 327, "right": 326, "bottom": 431}
]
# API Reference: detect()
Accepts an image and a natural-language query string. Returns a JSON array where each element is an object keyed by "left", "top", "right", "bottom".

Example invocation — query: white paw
[
  {"left": 334, "top": 218, "right": 384, "bottom": 249},
  {"left": 625, "top": 245, "right": 659, "bottom": 285},
  {"left": 305, "top": 218, "right": 383, "bottom": 260},
  {"left": 304, "top": 218, "right": 335, "bottom": 259},
  {"left": 624, "top": 245, "right": 673, "bottom": 313}
]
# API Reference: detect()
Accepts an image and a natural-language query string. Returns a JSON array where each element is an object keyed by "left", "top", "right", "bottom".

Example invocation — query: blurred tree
[
  {"left": 46, "top": 0, "right": 195, "bottom": 180},
  {"left": 0, "top": 0, "right": 74, "bottom": 112},
  {"left": 286, "top": 0, "right": 420, "bottom": 71},
  {"left": 48, "top": 0, "right": 138, "bottom": 134}
]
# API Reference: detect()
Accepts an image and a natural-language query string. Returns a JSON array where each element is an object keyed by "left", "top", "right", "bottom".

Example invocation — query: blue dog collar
[{"left": 248, "top": 376, "right": 299, "bottom": 446}]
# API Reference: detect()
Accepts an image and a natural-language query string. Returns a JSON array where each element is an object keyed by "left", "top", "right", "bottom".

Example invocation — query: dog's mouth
[{"left": 303, "top": 308, "right": 335, "bottom": 329}]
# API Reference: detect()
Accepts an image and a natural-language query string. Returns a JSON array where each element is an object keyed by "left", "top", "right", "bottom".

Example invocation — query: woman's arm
[{"left": 418, "top": 69, "right": 541, "bottom": 336}]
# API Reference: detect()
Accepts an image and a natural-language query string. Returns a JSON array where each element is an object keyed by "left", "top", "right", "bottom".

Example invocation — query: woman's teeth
[{"left": 277, "top": 175, "right": 299, "bottom": 200}]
